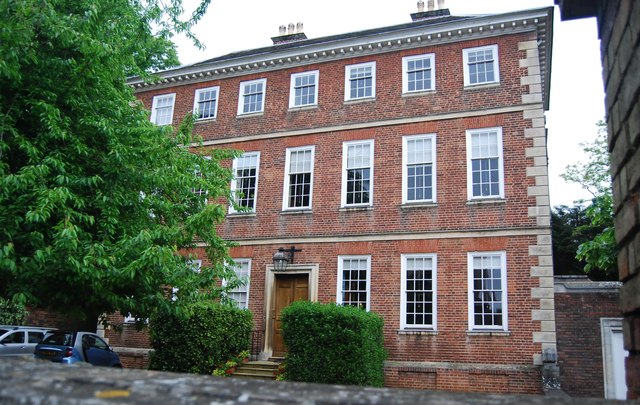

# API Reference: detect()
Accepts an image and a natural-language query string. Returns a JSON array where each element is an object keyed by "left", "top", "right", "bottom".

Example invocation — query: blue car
[{"left": 34, "top": 331, "right": 122, "bottom": 368}]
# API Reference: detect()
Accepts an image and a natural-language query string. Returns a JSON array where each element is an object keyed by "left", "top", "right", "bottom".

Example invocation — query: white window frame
[
  {"left": 192, "top": 156, "right": 212, "bottom": 204},
  {"left": 223, "top": 259, "right": 251, "bottom": 310},
  {"left": 401, "top": 254, "right": 437, "bottom": 330},
  {"left": 466, "top": 127, "right": 504, "bottom": 200},
  {"left": 237, "top": 78, "right": 267, "bottom": 115},
  {"left": 402, "top": 53, "right": 436, "bottom": 94},
  {"left": 341, "top": 140, "right": 374, "bottom": 207},
  {"left": 467, "top": 251, "right": 508, "bottom": 331},
  {"left": 150, "top": 93, "right": 176, "bottom": 125},
  {"left": 344, "top": 62, "right": 376, "bottom": 101},
  {"left": 289, "top": 70, "right": 319, "bottom": 108},
  {"left": 402, "top": 134, "right": 437, "bottom": 204},
  {"left": 229, "top": 152, "right": 260, "bottom": 214},
  {"left": 193, "top": 86, "right": 219, "bottom": 120},
  {"left": 282, "top": 146, "right": 315, "bottom": 211},
  {"left": 463, "top": 45, "right": 500, "bottom": 87},
  {"left": 336, "top": 255, "right": 371, "bottom": 311}
]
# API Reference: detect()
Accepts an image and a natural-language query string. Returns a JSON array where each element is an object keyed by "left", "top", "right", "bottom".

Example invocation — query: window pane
[
  {"left": 293, "top": 73, "right": 317, "bottom": 106},
  {"left": 340, "top": 258, "right": 368, "bottom": 309},
  {"left": 233, "top": 154, "right": 259, "bottom": 210},
  {"left": 471, "top": 254, "right": 504, "bottom": 328},
  {"left": 348, "top": 65, "right": 373, "bottom": 99},
  {"left": 241, "top": 82, "right": 265, "bottom": 113},
  {"left": 406, "top": 56, "right": 433, "bottom": 92},
  {"left": 404, "top": 256, "right": 434, "bottom": 327},
  {"left": 196, "top": 88, "right": 218, "bottom": 119}
]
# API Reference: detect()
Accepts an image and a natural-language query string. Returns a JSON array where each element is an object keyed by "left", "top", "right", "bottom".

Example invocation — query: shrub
[
  {"left": 281, "top": 301, "right": 386, "bottom": 386},
  {"left": 148, "top": 301, "right": 252, "bottom": 374},
  {"left": 0, "top": 297, "right": 28, "bottom": 325}
]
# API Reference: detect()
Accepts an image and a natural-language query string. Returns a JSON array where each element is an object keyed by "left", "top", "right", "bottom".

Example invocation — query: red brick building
[{"left": 128, "top": 4, "right": 555, "bottom": 394}]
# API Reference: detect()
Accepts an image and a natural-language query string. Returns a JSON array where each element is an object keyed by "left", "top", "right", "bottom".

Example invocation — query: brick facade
[
  {"left": 127, "top": 6, "right": 556, "bottom": 394},
  {"left": 555, "top": 0, "right": 640, "bottom": 399}
]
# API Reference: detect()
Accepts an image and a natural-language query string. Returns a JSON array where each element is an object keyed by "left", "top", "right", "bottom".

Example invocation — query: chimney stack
[
  {"left": 411, "top": 0, "right": 450, "bottom": 21},
  {"left": 272, "top": 22, "right": 308, "bottom": 45}
]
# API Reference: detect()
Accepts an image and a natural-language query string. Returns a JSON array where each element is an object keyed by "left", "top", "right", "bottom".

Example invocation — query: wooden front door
[{"left": 272, "top": 273, "right": 309, "bottom": 357}]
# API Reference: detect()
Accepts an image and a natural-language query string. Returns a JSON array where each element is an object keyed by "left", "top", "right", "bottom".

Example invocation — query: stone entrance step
[{"left": 233, "top": 361, "right": 280, "bottom": 380}]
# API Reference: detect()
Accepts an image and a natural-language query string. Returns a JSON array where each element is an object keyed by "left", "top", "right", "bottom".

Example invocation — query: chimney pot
[
  {"left": 279, "top": 25, "right": 286, "bottom": 35},
  {"left": 296, "top": 22, "right": 304, "bottom": 33},
  {"left": 288, "top": 23, "right": 295, "bottom": 35},
  {"left": 437, "top": 0, "right": 445, "bottom": 9},
  {"left": 427, "top": 0, "right": 434, "bottom": 11},
  {"left": 417, "top": 0, "right": 424, "bottom": 12}
]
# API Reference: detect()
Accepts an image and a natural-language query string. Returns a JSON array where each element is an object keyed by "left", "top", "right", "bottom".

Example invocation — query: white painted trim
[
  {"left": 466, "top": 127, "right": 505, "bottom": 200},
  {"left": 229, "top": 152, "right": 260, "bottom": 214},
  {"left": 289, "top": 70, "right": 319, "bottom": 108},
  {"left": 225, "top": 258, "right": 251, "bottom": 310},
  {"left": 402, "top": 134, "right": 437, "bottom": 204},
  {"left": 193, "top": 86, "right": 219, "bottom": 120},
  {"left": 344, "top": 61, "right": 376, "bottom": 101},
  {"left": 150, "top": 93, "right": 175, "bottom": 125},
  {"left": 237, "top": 78, "right": 267, "bottom": 115},
  {"left": 601, "top": 318, "right": 628, "bottom": 399},
  {"left": 282, "top": 145, "right": 315, "bottom": 211},
  {"left": 341, "top": 139, "right": 374, "bottom": 207},
  {"left": 402, "top": 53, "right": 436, "bottom": 94},
  {"left": 463, "top": 44, "right": 500, "bottom": 87},
  {"left": 467, "top": 251, "right": 508, "bottom": 332},
  {"left": 400, "top": 254, "right": 437, "bottom": 330},
  {"left": 337, "top": 255, "right": 371, "bottom": 311}
]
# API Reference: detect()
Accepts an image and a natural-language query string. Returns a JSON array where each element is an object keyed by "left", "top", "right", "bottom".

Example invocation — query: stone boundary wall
[{"left": 0, "top": 357, "right": 626, "bottom": 404}]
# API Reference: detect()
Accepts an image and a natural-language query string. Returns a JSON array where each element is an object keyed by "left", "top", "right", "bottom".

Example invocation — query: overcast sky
[{"left": 174, "top": 0, "right": 605, "bottom": 207}]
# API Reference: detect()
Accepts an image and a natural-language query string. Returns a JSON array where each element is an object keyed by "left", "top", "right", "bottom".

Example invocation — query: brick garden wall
[{"left": 554, "top": 278, "right": 622, "bottom": 397}]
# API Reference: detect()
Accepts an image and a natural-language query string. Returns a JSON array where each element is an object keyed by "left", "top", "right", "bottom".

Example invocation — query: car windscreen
[
  {"left": 41, "top": 332, "right": 73, "bottom": 346},
  {"left": 0, "top": 329, "right": 9, "bottom": 335}
]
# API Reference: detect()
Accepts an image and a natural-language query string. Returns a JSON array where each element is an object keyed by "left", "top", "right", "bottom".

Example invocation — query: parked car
[
  {"left": 34, "top": 331, "right": 123, "bottom": 367},
  {"left": 0, "top": 326, "right": 54, "bottom": 356}
]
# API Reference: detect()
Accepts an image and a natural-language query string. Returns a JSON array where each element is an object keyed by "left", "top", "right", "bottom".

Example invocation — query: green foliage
[
  {"left": 0, "top": 296, "right": 28, "bottom": 325},
  {"left": 559, "top": 121, "right": 617, "bottom": 280},
  {"left": 576, "top": 194, "right": 616, "bottom": 279},
  {"left": 148, "top": 301, "right": 253, "bottom": 374},
  {"left": 562, "top": 121, "right": 611, "bottom": 197},
  {"left": 552, "top": 204, "right": 606, "bottom": 277},
  {"left": 281, "top": 301, "right": 386, "bottom": 387},
  {"left": 0, "top": 0, "right": 238, "bottom": 327}
]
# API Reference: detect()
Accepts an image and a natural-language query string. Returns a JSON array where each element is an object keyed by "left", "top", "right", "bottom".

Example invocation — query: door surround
[
  {"left": 601, "top": 317, "right": 628, "bottom": 399},
  {"left": 262, "top": 263, "right": 319, "bottom": 360}
]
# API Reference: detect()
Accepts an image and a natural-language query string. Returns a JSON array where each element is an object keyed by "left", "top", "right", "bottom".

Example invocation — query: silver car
[{"left": 0, "top": 326, "right": 54, "bottom": 356}]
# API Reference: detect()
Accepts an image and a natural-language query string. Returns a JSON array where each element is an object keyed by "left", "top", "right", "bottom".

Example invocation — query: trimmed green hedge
[
  {"left": 148, "top": 301, "right": 252, "bottom": 374},
  {"left": 281, "top": 301, "right": 386, "bottom": 386}
]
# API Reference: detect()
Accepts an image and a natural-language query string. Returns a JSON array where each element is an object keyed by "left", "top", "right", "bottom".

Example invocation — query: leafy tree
[
  {"left": 0, "top": 0, "right": 239, "bottom": 330},
  {"left": 559, "top": 121, "right": 617, "bottom": 280}
]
